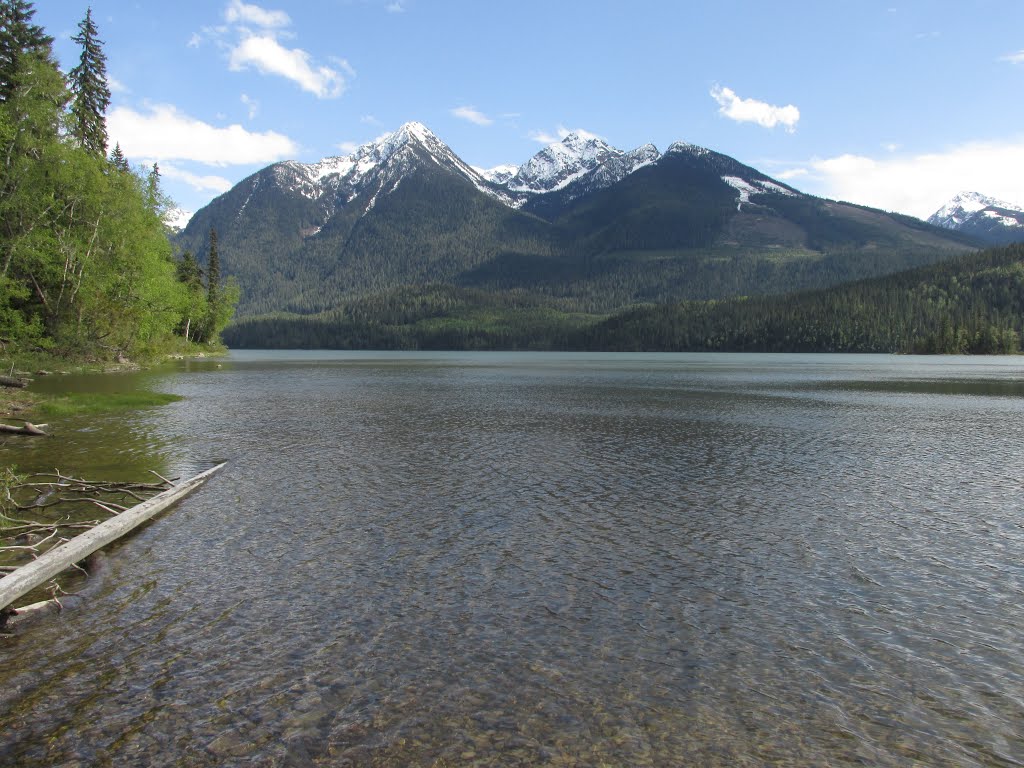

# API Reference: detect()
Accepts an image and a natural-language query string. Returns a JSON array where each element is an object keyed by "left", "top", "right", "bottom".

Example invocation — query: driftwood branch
[
  {"left": 0, "top": 463, "right": 225, "bottom": 613},
  {"left": 0, "top": 422, "right": 47, "bottom": 436}
]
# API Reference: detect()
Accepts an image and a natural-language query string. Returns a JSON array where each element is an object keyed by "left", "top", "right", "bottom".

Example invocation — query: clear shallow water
[{"left": 2, "top": 352, "right": 1023, "bottom": 766}]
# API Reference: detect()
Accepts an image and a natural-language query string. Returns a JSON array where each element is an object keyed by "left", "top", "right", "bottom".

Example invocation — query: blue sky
[{"left": 37, "top": 0, "right": 1024, "bottom": 220}]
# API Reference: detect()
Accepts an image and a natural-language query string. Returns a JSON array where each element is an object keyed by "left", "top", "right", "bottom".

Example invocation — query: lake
[{"left": 2, "top": 351, "right": 1023, "bottom": 766}]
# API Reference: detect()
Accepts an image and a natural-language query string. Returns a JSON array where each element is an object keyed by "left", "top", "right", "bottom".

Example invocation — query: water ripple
[{"left": 2, "top": 353, "right": 1024, "bottom": 766}]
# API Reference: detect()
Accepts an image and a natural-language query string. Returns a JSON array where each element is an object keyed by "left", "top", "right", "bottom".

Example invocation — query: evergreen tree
[
  {"left": 177, "top": 250, "right": 203, "bottom": 289},
  {"left": 108, "top": 141, "right": 129, "bottom": 172},
  {"left": 146, "top": 161, "right": 162, "bottom": 211},
  {"left": 0, "top": 0, "right": 53, "bottom": 102},
  {"left": 175, "top": 250, "right": 205, "bottom": 342},
  {"left": 68, "top": 7, "right": 109, "bottom": 156},
  {"left": 205, "top": 228, "right": 221, "bottom": 338}
]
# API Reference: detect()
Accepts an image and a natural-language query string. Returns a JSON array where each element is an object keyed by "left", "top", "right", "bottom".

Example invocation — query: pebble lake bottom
[{"left": 1, "top": 351, "right": 1022, "bottom": 766}]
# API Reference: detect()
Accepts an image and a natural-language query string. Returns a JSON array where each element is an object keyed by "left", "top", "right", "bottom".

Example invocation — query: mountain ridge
[
  {"left": 176, "top": 121, "right": 980, "bottom": 319},
  {"left": 927, "top": 191, "right": 1024, "bottom": 245}
]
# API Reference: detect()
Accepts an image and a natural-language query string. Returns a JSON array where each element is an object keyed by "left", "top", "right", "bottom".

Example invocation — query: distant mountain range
[
  {"left": 175, "top": 122, "right": 979, "bottom": 318},
  {"left": 927, "top": 191, "right": 1024, "bottom": 245}
]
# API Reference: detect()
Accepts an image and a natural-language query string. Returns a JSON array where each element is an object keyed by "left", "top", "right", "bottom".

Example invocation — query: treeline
[
  {"left": 0, "top": 2, "right": 235, "bottom": 360},
  {"left": 224, "top": 244, "right": 1024, "bottom": 354},
  {"left": 582, "top": 243, "right": 1024, "bottom": 353},
  {"left": 223, "top": 285, "right": 598, "bottom": 350}
]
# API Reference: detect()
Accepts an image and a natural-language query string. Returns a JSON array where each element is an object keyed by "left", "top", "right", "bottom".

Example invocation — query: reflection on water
[{"left": 2, "top": 352, "right": 1023, "bottom": 766}]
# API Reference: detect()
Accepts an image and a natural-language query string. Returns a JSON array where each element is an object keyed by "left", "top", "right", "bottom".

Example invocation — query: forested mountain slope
[{"left": 178, "top": 123, "right": 979, "bottom": 319}]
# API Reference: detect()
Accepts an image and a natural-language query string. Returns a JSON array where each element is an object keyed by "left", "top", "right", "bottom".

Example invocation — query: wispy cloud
[
  {"left": 451, "top": 106, "right": 493, "bottom": 126},
  {"left": 528, "top": 125, "right": 601, "bottom": 144},
  {"left": 782, "top": 138, "right": 1024, "bottom": 218},
  {"left": 108, "top": 75, "right": 129, "bottom": 94},
  {"left": 158, "top": 163, "right": 235, "bottom": 194},
  {"left": 208, "top": 1, "right": 350, "bottom": 98},
  {"left": 229, "top": 35, "right": 345, "bottom": 97},
  {"left": 240, "top": 93, "right": 259, "bottom": 119},
  {"left": 386, "top": 1, "right": 406, "bottom": 13},
  {"left": 336, "top": 141, "right": 359, "bottom": 154},
  {"left": 710, "top": 85, "right": 800, "bottom": 132},
  {"left": 224, "top": 0, "right": 290, "bottom": 29},
  {"left": 108, "top": 103, "right": 299, "bottom": 165},
  {"left": 1002, "top": 50, "right": 1024, "bottom": 64}
]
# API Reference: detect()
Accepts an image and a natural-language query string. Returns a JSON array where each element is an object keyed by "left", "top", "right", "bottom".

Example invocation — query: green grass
[{"left": 33, "top": 391, "right": 183, "bottom": 417}]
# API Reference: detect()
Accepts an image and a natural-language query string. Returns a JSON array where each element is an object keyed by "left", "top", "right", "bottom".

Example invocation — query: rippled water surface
[{"left": 2, "top": 352, "right": 1024, "bottom": 766}]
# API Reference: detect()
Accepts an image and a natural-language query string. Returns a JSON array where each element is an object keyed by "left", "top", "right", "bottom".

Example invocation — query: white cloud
[
  {"left": 556, "top": 125, "right": 601, "bottom": 141},
  {"left": 360, "top": 114, "right": 381, "bottom": 125},
  {"left": 386, "top": 1, "right": 405, "bottom": 13},
  {"left": 229, "top": 34, "right": 345, "bottom": 98},
  {"left": 187, "top": 32, "right": 203, "bottom": 48},
  {"left": 240, "top": 93, "right": 259, "bottom": 119},
  {"left": 336, "top": 141, "right": 359, "bottom": 154},
  {"left": 710, "top": 85, "right": 800, "bottom": 132},
  {"left": 1002, "top": 50, "right": 1024, "bottom": 64},
  {"left": 107, "top": 104, "right": 299, "bottom": 165},
  {"left": 451, "top": 106, "right": 493, "bottom": 126},
  {"left": 797, "top": 138, "right": 1024, "bottom": 218},
  {"left": 224, "top": 0, "right": 290, "bottom": 29},
  {"left": 776, "top": 168, "right": 808, "bottom": 181},
  {"left": 158, "top": 163, "right": 235, "bottom": 194},
  {"left": 528, "top": 125, "right": 600, "bottom": 144},
  {"left": 108, "top": 75, "right": 129, "bottom": 94}
]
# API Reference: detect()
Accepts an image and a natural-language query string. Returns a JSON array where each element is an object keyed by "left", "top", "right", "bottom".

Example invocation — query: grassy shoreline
[{"left": 1, "top": 345, "right": 223, "bottom": 422}]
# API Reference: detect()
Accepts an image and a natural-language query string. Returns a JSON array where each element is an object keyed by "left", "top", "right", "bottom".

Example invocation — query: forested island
[{"left": 0, "top": 2, "right": 235, "bottom": 365}]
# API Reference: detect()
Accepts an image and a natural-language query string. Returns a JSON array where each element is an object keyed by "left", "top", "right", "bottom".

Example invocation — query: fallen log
[
  {"left": 0, "top": 375, "right": 28, "bottom": 388},
  {"left": 0, "top": 422, "right": 47, "bottom": 436},
  {"left": 0, "top": 462, "right": 225, "bottom": 613}
]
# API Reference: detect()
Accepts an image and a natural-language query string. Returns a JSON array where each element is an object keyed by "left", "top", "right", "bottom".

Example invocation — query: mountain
[
  {"left": 176, "top": 122, "right": 979, "bottom": 320},
  {"left": 927, "top": 191, "right": 1024, "bottom": 245},
  {"left": 163, "top": 207, "right": 193, "bottom": 232}
]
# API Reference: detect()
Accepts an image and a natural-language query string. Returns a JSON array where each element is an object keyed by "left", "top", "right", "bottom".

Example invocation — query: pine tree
[
  {"left": 205, "top": 228, "right": 221, "bottom": 337},
  {"left": 108, "top": 141, "right": 129, "bottom": 172},
  {"left": 0, "top": 0, "right": 54, "bottom": 102},
  {"left": 146, "top": 161, "right": 160, "bottom": 210},
  {"left": 68, "top": 7, "right": 109, "bottom": 156}
]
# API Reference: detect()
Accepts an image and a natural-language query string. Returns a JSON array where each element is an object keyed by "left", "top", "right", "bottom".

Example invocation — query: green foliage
[
  {"left": 0, "top": 0, "right": 53, "bottom": 102},
  {"left": 0, "top": 5, "right": 236, "bottom": 360},
  {"left": 68, "top": 6, "right": 109, "bottom": 156}
]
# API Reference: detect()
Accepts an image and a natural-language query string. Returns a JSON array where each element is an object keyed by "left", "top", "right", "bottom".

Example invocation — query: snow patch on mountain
[
  {"left": 665, "top": 140, "right": 711, "bottom": 157},
  {"left": 927, "top": 191, "right": 1021, "bottom": 229},
  {"left": 506, "top": 132, "right": 623, "bottom": 195},
  {"left": 927, "top": 191, "right": 1024, "bottom": 244},
  {"left": 164, "top": 207, "right": 194, "bottom": 231},
  {"left": 722, "top": 175, "right": 798, "bottom": 210},
  {"left": 474, "top": 164, "right": 519, "bottom": 185}
]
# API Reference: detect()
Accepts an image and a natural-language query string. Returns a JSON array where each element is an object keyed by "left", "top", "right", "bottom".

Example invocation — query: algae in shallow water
[{"left": 32, "top": 391, "right": 183, "bottom": 417}]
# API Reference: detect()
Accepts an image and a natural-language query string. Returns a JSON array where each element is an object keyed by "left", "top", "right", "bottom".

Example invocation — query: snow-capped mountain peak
[
  {"left": 506, "top": 132, "right": 623, "bottom": 194},
  {"left": 474, "top": 164, "right": 519, "bottom": 185},
  {"left": 163, "top": 207, "right": 193, "bottom": 232},
  {"left": 928, "top": 191, "right": 1020, "bottom": 228},
  {"left": 927, "top": 191, "right": 1024, "bottom": 245}
]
